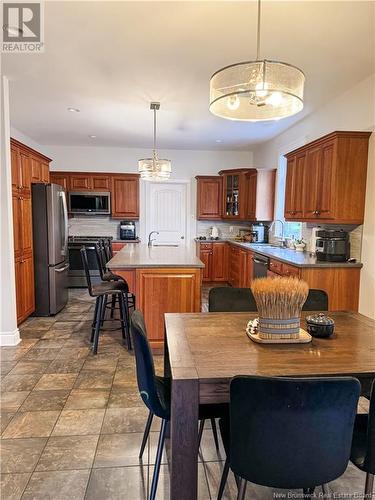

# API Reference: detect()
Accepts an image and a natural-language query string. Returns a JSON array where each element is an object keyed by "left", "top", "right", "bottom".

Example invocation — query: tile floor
[{"left": 0, "top": 288, "right": 371, "bottom": 499}]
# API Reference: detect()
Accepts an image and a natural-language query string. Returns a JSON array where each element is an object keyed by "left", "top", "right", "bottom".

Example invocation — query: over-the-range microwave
[{"left": 68, "top": 191, "right": 111, "bottom": 215}]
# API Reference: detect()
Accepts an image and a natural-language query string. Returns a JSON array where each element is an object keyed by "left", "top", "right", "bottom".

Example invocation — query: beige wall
[{"left": 359, "top": 134, "right": 375, "bottom": 319}]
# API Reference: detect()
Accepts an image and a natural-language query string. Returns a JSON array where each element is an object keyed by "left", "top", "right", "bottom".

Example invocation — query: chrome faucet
[
  {"left": 148, "top": 231, "right": 159, "bottom": 247},
  {"left": 269, "top": 220, "right": 286, "bottom": 247}
]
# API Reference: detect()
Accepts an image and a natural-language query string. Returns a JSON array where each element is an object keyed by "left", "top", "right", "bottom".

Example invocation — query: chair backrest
[
  {"left": 303, "top": 289, "right": 329, "bottom": 311},
  {"left": 208, "top": 287, "right": 257, "bottom": 312},
  {"left": 80, "top": 246, "right": 95, "bottom": 296},
  {"left": 130, "top": 310, "right": 169, "bottom": 419},
  {"left": 364, "top": 380, "right": 375, "bottom": 472},
  {"left": 103, "top": 238, "right": 113, "bottom": 263},
  {"left": 229, "top": 375, "right": 360, "bottom": 489}
]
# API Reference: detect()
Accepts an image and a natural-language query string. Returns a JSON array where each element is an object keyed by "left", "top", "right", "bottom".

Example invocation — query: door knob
[{"left": 181, "top": 236, "right": 184, "bottom": 239}]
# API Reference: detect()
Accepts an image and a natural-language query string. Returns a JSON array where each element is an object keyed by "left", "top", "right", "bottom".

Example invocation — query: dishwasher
[{"left": 253, "top": 253, "right": 269, "bottom": 278}]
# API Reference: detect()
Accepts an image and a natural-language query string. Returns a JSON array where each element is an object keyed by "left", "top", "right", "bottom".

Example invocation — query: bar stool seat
[{"left": 91, "top": 280, "right": 129, "bottom": 296}]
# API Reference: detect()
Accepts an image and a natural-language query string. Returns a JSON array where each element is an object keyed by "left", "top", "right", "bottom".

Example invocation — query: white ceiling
[{"left": 4, "top": 1, "right": 375, "bottom": 150}]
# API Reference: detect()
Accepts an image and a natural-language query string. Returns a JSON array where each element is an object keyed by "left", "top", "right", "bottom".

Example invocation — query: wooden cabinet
[
  {"left": 267, "top": 258, "right": 300, "bottom": 278},
  {"left": 92, "top": 175, "right": 110, "bottom": 190},
  {"left": 69, "top": 174, "right": 92, "bottom": 191},
  {"left": 219, "top": 169, "right": 250, "bottom": 219},
  {"left": 196, "top": 176, "right": 222, "bottom": 220},
  {"left": 197, "top": 242, "right": 228, "bottom": 282},
  {"left": 111, "top": 175, "right": 139, "bottom": 219},
  {"left": 227, "top": 244, "right": 249, "bottom": 287},
  {"left": 211, "top": 243, "right": 228, "bottom": 281},
  {"left": 284, "top": 154, "right": 305, "bottom": 219},
  {"left": 245, "top": 169, "right": 275, "bottom": 221},
  {"left": 10, "top": 138, "right": 52, "bottom": 325},
  {"left": 31, "top": 156, "right": 50, "bottom": 184},
  {"left": 50, "top": 172, "right": 69, "bottom": 190},
  {"left": 285, "top": 131, "right": 371, "bottom": 224}
]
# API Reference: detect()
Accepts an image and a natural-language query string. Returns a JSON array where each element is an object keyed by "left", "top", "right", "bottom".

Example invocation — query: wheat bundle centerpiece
[{"left": 250, "top": 277, "right": 309, "bottom": 340}]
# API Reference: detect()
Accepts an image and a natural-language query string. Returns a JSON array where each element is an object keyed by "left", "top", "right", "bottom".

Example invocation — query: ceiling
[{"left": 4, "top": 1, "right": 375, "bottom": 150}]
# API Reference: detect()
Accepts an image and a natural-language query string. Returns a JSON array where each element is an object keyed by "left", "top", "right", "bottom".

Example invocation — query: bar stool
[
  {"left": 98, "top": 239, "right": 136, "bottom": 311},
  {"left": 80, "top": 247, "right": 132, "bottom": 354}
]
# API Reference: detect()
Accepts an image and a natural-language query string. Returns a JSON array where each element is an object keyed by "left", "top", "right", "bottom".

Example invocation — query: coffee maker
[
  {"left": 119, "top": 221, "right": 136, "bottom": 240},
  {"left": 315, "top": 229, "right": 350, "bottom": 262}
]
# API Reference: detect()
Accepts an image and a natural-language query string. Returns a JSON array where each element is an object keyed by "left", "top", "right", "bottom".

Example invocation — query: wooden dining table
[{"left": 163, "top": 311, "right": 375, "bottom": 500}]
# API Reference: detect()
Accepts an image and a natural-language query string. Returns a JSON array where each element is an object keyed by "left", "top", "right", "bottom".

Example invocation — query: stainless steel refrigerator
[{"left": 32, "top": 183, "right": 69, "bottom": 315}]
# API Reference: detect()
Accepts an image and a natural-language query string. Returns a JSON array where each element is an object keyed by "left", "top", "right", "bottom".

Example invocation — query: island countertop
[{"left": 108, "top": 244, "right": 204, "bottom": 269}]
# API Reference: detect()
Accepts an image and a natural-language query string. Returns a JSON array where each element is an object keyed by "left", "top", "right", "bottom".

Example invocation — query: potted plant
[{"left": 294, "top": 238, "right": 306, "bottom": 252}]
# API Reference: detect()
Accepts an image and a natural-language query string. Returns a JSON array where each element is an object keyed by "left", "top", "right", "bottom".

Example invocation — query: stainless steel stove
[{"left": 68, "top": 236, "right": 113, "bottom": 287}]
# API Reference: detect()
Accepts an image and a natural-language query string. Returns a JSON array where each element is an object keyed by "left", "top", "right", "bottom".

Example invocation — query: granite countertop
[
  {"left": 195, "top": 238, "right": 362, "bottom": 268},
  {"left": 108, "top": 243, "right": 204, "bottom": 269}
]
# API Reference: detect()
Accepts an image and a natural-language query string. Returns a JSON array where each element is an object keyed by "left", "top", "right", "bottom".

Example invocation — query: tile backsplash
[
  {"left": 196, "top": 221, "right": 253, "bottom": 239},
  {"left": 68, "top": 217, "right": 140, "bottom": 240}
]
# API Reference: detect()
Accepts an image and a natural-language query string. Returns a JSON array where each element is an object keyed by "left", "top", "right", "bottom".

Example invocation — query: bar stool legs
[{"left": 93, "top": 294, "right": 105, "bottom": 355}]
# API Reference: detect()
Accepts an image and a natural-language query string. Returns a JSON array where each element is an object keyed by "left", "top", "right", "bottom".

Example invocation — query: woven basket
[{"left": 258, "top": 317, "right": 300, "bottom": 340}]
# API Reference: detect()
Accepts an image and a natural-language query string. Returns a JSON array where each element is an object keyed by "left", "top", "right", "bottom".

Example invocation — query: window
[{"left": 274, "top": 156, "right": 302, "bottom": 240}]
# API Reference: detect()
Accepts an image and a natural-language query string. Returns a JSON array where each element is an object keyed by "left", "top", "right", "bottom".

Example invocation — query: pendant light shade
[
  {"left": 138, "top": 102, "right": 171, "bottom": 180},
  {"left": 210, "top": 60, "right": 304, "bottom": 121},
  {"left": 209, "top": 1, "right": 305, "bottom": 121}
]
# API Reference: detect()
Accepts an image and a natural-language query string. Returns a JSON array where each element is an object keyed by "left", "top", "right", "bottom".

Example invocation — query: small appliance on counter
[
  {"left": 315, "top": 229, "right": 350, "bottom": 262},
  {"left": 119, "top": 221, "right": 136, "bottom": 240},
  {"left": 306, "top": 313, "right": 335, "bottom": 338},
  {"left": 308, "top": 227, "right": 321, "bottom": 253},
  {"left": 209, "top": 226, "right": 219, "bottom": 240},
  {"left": 251, "top": 224, "right": 266, "bottom": 243}
]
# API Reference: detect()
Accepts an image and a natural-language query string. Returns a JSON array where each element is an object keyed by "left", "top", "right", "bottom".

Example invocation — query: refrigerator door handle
[
  {"left": 55, "top": 263, "right": 70, "bottom": 273},
  {"left": 61, "top": 191, "right": 69, "bottom": 257}
]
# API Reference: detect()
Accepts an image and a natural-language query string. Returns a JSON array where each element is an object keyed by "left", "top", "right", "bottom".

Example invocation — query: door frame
[{"left": 140, "top": 179, "right": 193, "bottom": 245}]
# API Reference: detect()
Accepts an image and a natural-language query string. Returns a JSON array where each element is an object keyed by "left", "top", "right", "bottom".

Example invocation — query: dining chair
[
  {"left": 208, "top": 287, "right": 328, "bottom": 313},
  {"left": 208, "top": 287, "right": 257, "bottom": 312},
  {"left": 217, "top": 375, "right": 360, "bottom": 500},
  {"left": 350, "top": 380, "right": 375, "bottom": 497},
  {"left": 80, "top": 246, "right": 132, "bottom": 354},
  {"left": 130, "top": 310, "right": 228, "bottom": 500},
  {"left": 302, "top": 289, "right": 328, "bottom": 311}
]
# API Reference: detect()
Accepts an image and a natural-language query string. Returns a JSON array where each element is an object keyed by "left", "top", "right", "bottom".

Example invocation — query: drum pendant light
[
  {"left": 138, "top": 102, "right": 171, "bottom": 180},
  {"left": 209, "top": 0, "right": 305, "bottom": 121}
]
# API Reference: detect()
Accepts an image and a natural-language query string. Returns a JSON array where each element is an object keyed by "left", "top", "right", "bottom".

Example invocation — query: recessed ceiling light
[
  {"left": 67, "top": 107, "right": 80, "bottom": 113},
  {"left": 215, "top": 139, "right": 222, "bottom": 143},
  {"left": 89, "top": 135, "right": 96, "bottom": 138}
]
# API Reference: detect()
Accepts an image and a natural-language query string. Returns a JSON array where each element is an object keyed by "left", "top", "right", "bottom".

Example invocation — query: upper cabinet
[
  {"left": 196, "top": 176, "right": 222, "bottom": 220},
  {"left": 111, "top": 175, "right": 140, "bottom": 219},
  {"left": 11, "top": 139, "right": 51, "bottom": 192},
  {"left": 245, "top": 169, "right": 276, "bottom": 221},
  {"left": 285, "top": 131, "right": 371, "bottom": 224},
  {"left": 196, "top": 168, "right": 275, "bottom": 222},
  {"left": 219, "top": 169, "right": 250, "bottom": 219},
  {"left": 50, "top": 172, "right": 69, "bottom": 190}
]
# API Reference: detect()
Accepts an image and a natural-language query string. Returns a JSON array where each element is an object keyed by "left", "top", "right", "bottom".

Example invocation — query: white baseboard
[{"left": 0, "top": 328, "right": 21, "bottom": 346}]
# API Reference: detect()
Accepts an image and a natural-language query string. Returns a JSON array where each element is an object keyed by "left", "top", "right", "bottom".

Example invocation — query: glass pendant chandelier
[
  {"left": 209, "top": 0, "right": 305, "bottom": 121},
  {"left": 138, "top": 102, "right": 171, "bottom": 180}
]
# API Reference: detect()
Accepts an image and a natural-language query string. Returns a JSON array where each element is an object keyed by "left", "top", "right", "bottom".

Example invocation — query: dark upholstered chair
[
  {"left": 208, "top": 287, "right": 328, "bottom": 313},
  {"left": 208, "top": 287, "right": 257, "bottom": 312},
  {"left": 80, "top": 247, "right": 132, "bottom": 354},
  {"left": 303, "top": 289, "right": 328, "bottom": 311},
  {"left": 217, "top": 375, "right": 360, "bottom": 500},
  {"left": 130, "top": 310, "right": 228, "bottom": 500},
  {"left": 351, "top": 380, "right": 375, "bottom": 496}
]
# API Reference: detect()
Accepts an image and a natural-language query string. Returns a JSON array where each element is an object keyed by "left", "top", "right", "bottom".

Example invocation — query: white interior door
[{"left": 145, "top": 182, "right": 187, "bottom": 246}]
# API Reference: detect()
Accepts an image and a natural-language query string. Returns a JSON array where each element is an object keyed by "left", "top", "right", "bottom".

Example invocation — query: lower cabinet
[
  {"left": 15, "top": 255, "right": 35, "bottom": 324},
  {"left": 199, "top": 243, "right": 228, "bottom": 282}
]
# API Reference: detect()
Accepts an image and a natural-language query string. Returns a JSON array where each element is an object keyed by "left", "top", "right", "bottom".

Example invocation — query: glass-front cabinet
[{"left": 219, "top": 169, "right": 251, "bottom": 219}]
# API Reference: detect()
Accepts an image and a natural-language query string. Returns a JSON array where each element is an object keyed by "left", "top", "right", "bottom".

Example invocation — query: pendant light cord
[
  {"left": 256, "top": 0, "right": 261, "bottom": 61},
  {"left": 153, "top": 107, "right": 157, "bottom": 153}
]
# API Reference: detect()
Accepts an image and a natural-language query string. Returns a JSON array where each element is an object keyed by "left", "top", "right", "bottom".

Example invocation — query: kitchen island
[{"left": 107, "top": 244, "right": 204, "bottom": 347}]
